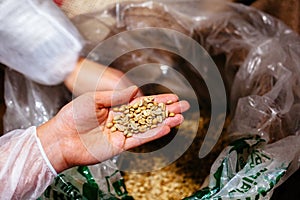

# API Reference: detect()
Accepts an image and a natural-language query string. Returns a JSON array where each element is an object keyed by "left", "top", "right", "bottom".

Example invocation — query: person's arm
[
  {"left": 64, "top": 58, "right": 138, "bottom": 96},
  {"left": 37, "top": 86, "right": 190, "bottom": 173},
  {"left": 0, "top": 0, "right": 134, "bottom": 95},
  {"left": 0, "top": 127, "right": 57, "bottom": 199},
  {"left": 0, "top": 0, "right": 83, "bottom": 85},
  {"left": 0, "top": 0, "right": 135, "bottom": 94},
  {"left": 0, "top": 86, "right": 189, "bottom": 199}
]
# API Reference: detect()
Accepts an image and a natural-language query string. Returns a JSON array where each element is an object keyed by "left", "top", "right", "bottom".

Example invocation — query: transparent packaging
[
  {"left": 70, "top": 0, "right": 300, "bottom": 199},
  {"left": 3, "top": 0, "right": 300, "bottom": 199}
]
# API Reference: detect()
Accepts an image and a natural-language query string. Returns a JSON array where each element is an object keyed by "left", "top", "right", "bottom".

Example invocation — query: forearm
[
  {"left": 0, "top": 127, "right": 56, "bottom": 199},
  {"left": 64, "top": 58, "right": 134, "bottom": 96}
]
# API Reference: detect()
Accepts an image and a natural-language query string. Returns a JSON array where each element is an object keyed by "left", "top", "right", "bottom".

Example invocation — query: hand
[
  {"left": 64, "top": 58, "right": 141, "bottom": 96},
  {"left": 37, "top": 86, "right": 190, "bottom": 173}
]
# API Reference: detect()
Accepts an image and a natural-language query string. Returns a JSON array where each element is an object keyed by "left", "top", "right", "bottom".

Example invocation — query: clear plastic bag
[
  {"left": 3, "top": 69, "right": 70, "bottom": 133},
  {"left": 40, "top": 160, "right": 133, "bottom": 200},
  {"left": 69, "top": 0, "right": 300, "bottom": 199},
  {"left": 3, "top": 0, "right": 300, "bottom": 199}
]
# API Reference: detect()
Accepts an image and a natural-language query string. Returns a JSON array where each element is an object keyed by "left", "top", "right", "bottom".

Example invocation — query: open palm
[{"left": 38, "top": 86, "right": 189, "bottom": 172}]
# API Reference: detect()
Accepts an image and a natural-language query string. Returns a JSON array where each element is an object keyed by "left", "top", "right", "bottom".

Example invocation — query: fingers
[
  {"left": 130, "top": 93, "right": 179, "bottom": 105},
  {"left": 129, "top": 94, "right": 190, "bottom": 114},
  {"left": 152, "top": 94, "right": 179, "bottom": 103},
  {"left": 163, "top": 114, "right": 184, "bottom": 127},
  {"left": 123, "top": 126, "right": 171, "bottom": 150},
  {"left": 112, "top": 114, "right": 184, "bottom": 151},
  {"left": 93, "top": 87, "right": 190, "bottom": 114},
  {"left": 93, "top": 86, "right": 139, "bottom": 107},
  {"left": 166, "top": 100, "right": 190, "bottom": 114}
]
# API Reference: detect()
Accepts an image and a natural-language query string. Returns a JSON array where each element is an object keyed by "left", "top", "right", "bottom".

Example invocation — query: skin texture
[
  {"left": 64, "top": 58, "right": 139, "bottom": 96},
  {"left": 37, "top": 86, "right": 190, "bottom": 173}
]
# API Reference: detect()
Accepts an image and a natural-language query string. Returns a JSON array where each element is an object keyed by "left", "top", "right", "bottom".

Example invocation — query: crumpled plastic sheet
[
  {"left": 184, "top": 135, "right": 300, "bottom": 200},
  {"left": 69, "top": 0, "right": 300, "bottom": 199},
  {"left": 3, "top": 69, "right": 70, "bottom": 133}
]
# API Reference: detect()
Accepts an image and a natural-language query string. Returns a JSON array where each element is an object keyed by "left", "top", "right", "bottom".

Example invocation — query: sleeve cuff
[{"left": 33, "top": 126, "right": 58, "bottom": 176}]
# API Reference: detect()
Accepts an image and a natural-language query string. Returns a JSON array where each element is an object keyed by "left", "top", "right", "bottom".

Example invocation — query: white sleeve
[
  {"left": 0, "top": 0, "right": 83, "bottom": 85},
  {"left": 0, "top": 127, "right": 57, "bottom": 199}
]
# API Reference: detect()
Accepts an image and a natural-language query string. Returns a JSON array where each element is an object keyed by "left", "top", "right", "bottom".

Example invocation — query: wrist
[
  {"left": 64, "top": 57, "right": 84, "bottom": 94},
  {"left": 36, "top": 117, "right": 68, "bottom": 173}
]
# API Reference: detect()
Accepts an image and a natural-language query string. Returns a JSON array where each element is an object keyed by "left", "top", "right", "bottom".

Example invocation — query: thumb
[{"left": 94, "top": 86, "right": 139, "bottom": 107}]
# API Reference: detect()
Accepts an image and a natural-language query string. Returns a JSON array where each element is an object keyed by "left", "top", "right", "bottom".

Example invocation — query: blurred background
[{"left": 0, "top": 0, "right": 299, "bottom": 199}]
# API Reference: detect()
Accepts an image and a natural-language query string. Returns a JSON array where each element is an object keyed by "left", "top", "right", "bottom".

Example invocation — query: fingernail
[
  {"left": 179, "top": 100, "right": 190, "bottom": 112},
  {"left": 127, "top": 85, "right": 138, "bottom": 91},
  {"left": 127, "top": 86, "right": 139, "bottom": 100}
]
